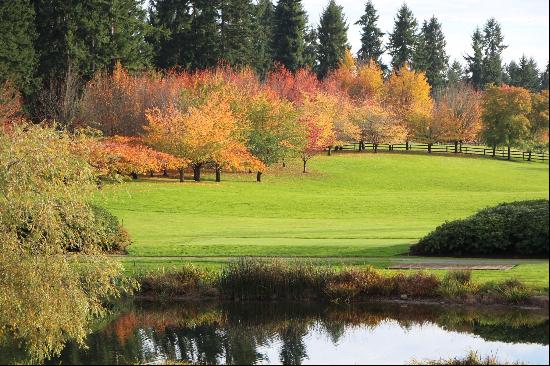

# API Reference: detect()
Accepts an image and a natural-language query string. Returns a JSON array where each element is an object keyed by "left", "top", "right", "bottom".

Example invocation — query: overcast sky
[{"left": 303, "top": 0, "right": 549, "bottom": 68}]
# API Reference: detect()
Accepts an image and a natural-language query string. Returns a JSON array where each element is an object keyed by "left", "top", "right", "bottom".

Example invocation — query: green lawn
[{"left": 96, "top": 153, "right": 548, "bottom": 258}]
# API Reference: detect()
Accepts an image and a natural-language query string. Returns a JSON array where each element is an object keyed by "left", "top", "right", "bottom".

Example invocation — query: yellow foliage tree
[{"left": 384, "top": 65, "right": 433, "bottom": 148}]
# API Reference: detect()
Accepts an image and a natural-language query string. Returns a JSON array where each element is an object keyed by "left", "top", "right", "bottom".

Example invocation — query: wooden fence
[{"left": 329, "top": 142, "right": 548, "bottom": 163}]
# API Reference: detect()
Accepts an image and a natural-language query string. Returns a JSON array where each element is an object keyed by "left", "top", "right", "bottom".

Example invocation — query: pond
[{"left": 3, "top": 301, "right": 549, "bottom": 365}]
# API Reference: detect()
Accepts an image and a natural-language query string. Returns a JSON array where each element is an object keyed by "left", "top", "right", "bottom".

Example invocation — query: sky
[{"left": 303, "top": 0, "right": 549, "bottom": 68}]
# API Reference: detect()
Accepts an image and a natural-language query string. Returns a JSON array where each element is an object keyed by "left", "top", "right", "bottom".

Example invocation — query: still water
[{"left": 9, "top": 301, "right": 550, "bottom": 365}]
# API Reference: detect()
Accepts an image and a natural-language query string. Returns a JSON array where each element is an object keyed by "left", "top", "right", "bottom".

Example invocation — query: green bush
[
  {"left": 90, "top": 205, "right": 131, "bottom": 253},
  {"left": 410, "top": 200, "right": 549, "bottom": 258}
]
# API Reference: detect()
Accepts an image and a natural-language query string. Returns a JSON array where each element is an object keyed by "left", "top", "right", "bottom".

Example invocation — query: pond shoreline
[{"left": 131, "top": 293, "right": 550, "bottom": 310}]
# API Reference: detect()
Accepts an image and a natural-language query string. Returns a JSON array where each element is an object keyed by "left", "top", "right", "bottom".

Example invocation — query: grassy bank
[
  {"left": 136, "top": 258, "right": 547, "bottom": 306},
  {"left": 95, "top": 154, "right": 549, "bottom": 258}
]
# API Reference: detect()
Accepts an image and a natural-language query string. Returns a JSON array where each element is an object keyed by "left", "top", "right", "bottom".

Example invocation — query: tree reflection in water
[{"left": 1, "top": 301, "right": 546, "bottom": 365}]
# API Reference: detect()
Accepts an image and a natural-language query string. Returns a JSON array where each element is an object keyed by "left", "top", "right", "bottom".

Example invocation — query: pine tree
[
  {"left": 413, "top": 16, "right": 448, "bottom": 92},
  {"left": 355, "top": 0, "right": 384, "bottom": 67},
  {"left": 388, "top": 3, "right": 418, "bottom": 70},
  {"left": 316, "top": 0, "right": 349, "bottom": 79},
  {"left": 188, "top": 0, "right": 221, "bottom": 69},
  {"left": 446, "top": 60, "right": 464, "bottom": 87},
  {"left": 505, "top": 60, "right": 520, "bottom": 85},
  {"left": 465, "top": 27, "right": 484, "bottom": 89},
  {"left": 252, "top": 0, "right": 275, "bottom": 78},
  {"left": 220, "top": 0, "right": 255, "bottom": 66},
  {"left": 33, "top": 0, "right": 151, "bottom": 81},
  {"left": 272, "top": 0, "right": 307, "bottom": 72},
  {"left": 107, "top": 0, "right": 152, "bottom": 72},
  {"left": 540, "top": 63, "right": 549, "bottom": 91},
  {"left": 481, "top": 18, "right": 507, "bottom": 86},
  {"left": 303, "top": 25, "right": 319, "bottom": 71},
  {"left": 0, "top": 0, "right": 38, "bottom": 96},
  {"left": 515, "top": 56, "right": 540, "bottom": 91},
  {"left": 148, "top": 0, "right": 193, "bottom": 69}
]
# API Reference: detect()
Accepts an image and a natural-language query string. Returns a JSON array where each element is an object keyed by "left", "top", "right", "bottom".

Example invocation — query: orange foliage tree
[
  {"left": 146, "top": 92, "right": 261, "bottom": 182},
  {"left": 527, "top": 90, "right": 549, "bottom": 154},
  {"left": 298, "top": 92, "right": 339, "bottom": 173},
  {"left": 384, "top": 65, "right": 433, "bottom": 149},
  {"left": 433, "top": 83, "right": 482, "bottom": 152}
]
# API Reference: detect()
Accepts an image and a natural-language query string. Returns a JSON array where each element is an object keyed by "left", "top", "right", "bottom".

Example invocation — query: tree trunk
[
  {"left": 131, "top": 172, "right": 138, "bottom": 180},
  {"left": 459, "top": 141, "right": 463, "bottom": 153},
  {"left": 179, "top": 168, "right": 185, "bottom": 183},
  {"left": 215, "top": 165, "right": 221, "bottom": 182},
  {"left": 428, "top": 143, "right": 432, "bottom": 153},
  {"left": 406, "top": 140, "right": 409, "bottom": 151},
  {"left": 257, "top": 171, "right": 262, "bottom": 182},
  {"left": 150, "top": 170, "right": 154, "bottom": 177},
  {"left": 528, "top": 151, "right": 532, "bottom": 161},
  {"left": 374, "top": 143, "right": 378, "bottom": 153},
  {"left": 327, "top": 146, "right": 332, "bottom": 156},
  {"left": 454, "top": 141, "right": 458, "bottom": 154},
  {"left": 282, "top": 160, "right": 286, "bottom": 168},
  {"left": 193, "top": 163, "right": 202, "bottom": 182},
  {"left": 507, "top": 145, "right": 511, "bottom": 160},
  {"left": 302, "top": 159, "right": 307, "bottom": 173},
  {"left": 163, "top": 168, "right": 168, "bottom": 177},
  {"left": 492, "top": 146, "right": 496, "bottom": 158}
]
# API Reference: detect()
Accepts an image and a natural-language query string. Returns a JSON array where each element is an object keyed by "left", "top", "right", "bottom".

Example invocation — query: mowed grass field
[{"left": 95, "top": 153, "right": 549, "bottom": 289}]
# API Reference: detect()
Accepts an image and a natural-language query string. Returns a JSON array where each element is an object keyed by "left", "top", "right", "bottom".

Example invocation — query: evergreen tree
[
  {"left": 0, "top": 0, "right": 38, "bottom": 96},
  {"left": 33, "top": 0, "right": 151, "bottom": 81},
  {"left": 481, "top": 18, "right": 506, "bottom": 85},
  {"left": 515, "top": 55, "right": 540, "bottom": 91},
  {"left": 465, "top": 27, "right": 484, "bottom": 89},
  {"left": 505, "top": 60, "right": 520, "bottom": 85},
  {"left": 220, "top": 0, "right": 255, "bottom": 66},
  {"left": 148, "top": 0, "right": 193, "bottom": 69},
  {"left": 355, "top": 0, "right": 384, "bottom": 67},
  {"left": 387, "top": 3, "right": 418, "bottom": 70},
  {"left": 413, "top": 16, "right": 448, "bottom": 92},
  {"left": 316, "top": 0, "right": 349, "bottom": 79},
  {"left": 272, "top": 0, "right": 307, "bottom": 72},
  {"left": 189, "top": 0, "right": 221, "bottom": 69},
  {"left": 303, "top": 25, "right": 319, "bottom": 71},
  {"left": 252, "top": 0, "right": 275, "bottom": 77},
  {"left": 446, "top": 60, "right": 464, "bottom": 87},
  {"left": 540, "top": 63, "right": 549, "bottom": 91}
]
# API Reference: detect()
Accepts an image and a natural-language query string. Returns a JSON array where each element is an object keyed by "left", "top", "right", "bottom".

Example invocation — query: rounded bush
[
  {"left": 91, "top": 204, "right": 131, "bottom": 253},
  {"left": 410, "top": 200, "right": 549, "bottom": 258}
]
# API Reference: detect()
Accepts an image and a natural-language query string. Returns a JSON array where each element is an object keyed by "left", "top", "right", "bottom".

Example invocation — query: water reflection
[{"left": 5, "top": 301, "right": 550, "bottom": 365}]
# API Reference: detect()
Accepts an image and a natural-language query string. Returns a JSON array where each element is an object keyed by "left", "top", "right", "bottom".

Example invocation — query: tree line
[{"left": 1, "top": 0, "right": 549, "bottom": 120}]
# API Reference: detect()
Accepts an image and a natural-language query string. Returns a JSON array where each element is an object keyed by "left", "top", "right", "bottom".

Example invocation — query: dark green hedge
[{"left": 410, "top": 200, "right": 549, "bottom": 258}]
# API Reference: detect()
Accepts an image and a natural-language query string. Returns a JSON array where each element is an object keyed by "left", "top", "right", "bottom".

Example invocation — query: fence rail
[{"left": 329, "top": 142, "right": 548, "bottom": 163}]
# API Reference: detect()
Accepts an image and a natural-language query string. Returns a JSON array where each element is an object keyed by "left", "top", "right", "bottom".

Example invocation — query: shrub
[
  {"left": 138, "top": 265, "right": 217, "bottom": 299},
  {"left": 478, "top": 279, "right": 533, "bottom": 304},
  {"left": 217, "top": 258, "right": 333, "bottom": 300},
  {"left": 410, "top": 200, "right": 549, "bottom": 258},
  {"left": 439, "top": 271, "right": 477, "bottom": 299},
  {"left": 90, "top": 205, "right": 131, "bottom": 253},
  {"left": 410, "top": 350, "right": 523, "bottom": 365}
]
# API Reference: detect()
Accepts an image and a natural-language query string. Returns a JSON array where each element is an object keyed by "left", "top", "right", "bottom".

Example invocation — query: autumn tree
[
  {"left": 482, "top": 84, "right": 532, "bottom": 160},
  {"left": 298, "top": 92, "right": 338, "bottom": 173},
  {"left": 245, "top": 91, "right": 304, "bottom": 182},
  {"left": 526, "top": 90, "right": 549, "bottom": 156},
  {"left": 384, "top": 65, "right": 433, "bottom": 149},
  {"left": 433, "top": 83, "right": 482, "bottom": 152},
  {"left": 351, "top": 102, "right": 406, "bottom": 152},
  {"left": 146, "top": 91, "right": 258, "bottom": 182}
]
